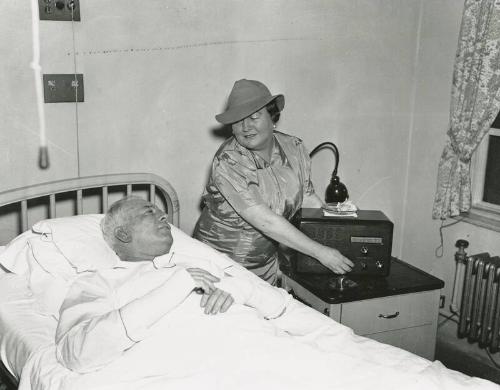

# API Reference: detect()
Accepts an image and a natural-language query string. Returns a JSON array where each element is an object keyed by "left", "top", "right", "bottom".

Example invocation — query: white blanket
[
  {"left": 0, "top": 231, "right": 496, "bottom": 390},
  {"left": 17, "top": 291, "right": 498, "bottom": 390},
  {"left": 0, "top": 274, "right": 56, "bottom": 379}
]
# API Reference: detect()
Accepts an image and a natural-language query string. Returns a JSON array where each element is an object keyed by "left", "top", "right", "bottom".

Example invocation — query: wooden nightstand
[{"left": 281, "top": 258, "right": 445, "bottom": 360}]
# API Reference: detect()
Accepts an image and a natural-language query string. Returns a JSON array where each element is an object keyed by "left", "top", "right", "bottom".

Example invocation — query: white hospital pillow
[
  {"left": 31, "top": 213, "right": 212, "bottom": 272},
  {"left": 32, "top": 214, "right": 119, "bottom": 272},
  {"left": 31, "top": 213, "right": 231, "bottom": 270},
  {"left": 0, "top": 230, "right": 34, "bottom": 274},
  {"left": 0, "top": 230, "right": 67, "bottom": 276},
  {"left": 2, "top": 212, "right": 237, "bottom": 276},
  {"left": 0, "top": 230, "right": 78, "bottom": 316},
  {"left": 0, "top": 229, "right": 79, "bottom": 277},
  {"left": 29, "top": 237, "right": 77, "bottom": 279}
]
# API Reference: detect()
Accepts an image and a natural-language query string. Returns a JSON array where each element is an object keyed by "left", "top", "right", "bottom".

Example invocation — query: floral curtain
[{"left": 432, "top": 0, "right": 500, "bottom": 219}]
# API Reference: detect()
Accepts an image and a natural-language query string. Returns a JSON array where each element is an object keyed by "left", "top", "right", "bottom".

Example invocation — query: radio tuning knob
[
  {"left": 360, "top": 246, "right": 368, "bottom": 255},
  {"left": 375, "top": 260, "right": 384, "bottom": 269}
]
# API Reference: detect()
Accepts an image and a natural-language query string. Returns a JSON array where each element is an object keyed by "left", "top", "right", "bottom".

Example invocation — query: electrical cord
[
  {"left": 70, "top": 2, "right": 81, "bottom": 177},
  {"left": 438, "top": 311, "right": 459, "bottom": 328},
  {"left": 486, "top": 348, "right": 500, "bottom": 369},
  {"left": 30, "top": 0, "right": 49, "bottom": 169},
  {"left": 434, "top": 217, "right": 464, "bottom": 258}
]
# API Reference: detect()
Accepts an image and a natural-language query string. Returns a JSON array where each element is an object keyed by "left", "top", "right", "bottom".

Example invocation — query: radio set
[{"left": 291, "top": 208, "right": 393, "bottom": 277}]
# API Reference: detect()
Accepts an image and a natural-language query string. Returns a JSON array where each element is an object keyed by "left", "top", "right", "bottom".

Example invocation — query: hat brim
[{"left": 215, "top": 94, "right": 285, "bottom": 125}]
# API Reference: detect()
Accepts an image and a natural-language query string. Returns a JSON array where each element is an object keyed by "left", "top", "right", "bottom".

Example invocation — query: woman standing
[{"left": 193, "top": 79, "right": 353, "bottom": 285}]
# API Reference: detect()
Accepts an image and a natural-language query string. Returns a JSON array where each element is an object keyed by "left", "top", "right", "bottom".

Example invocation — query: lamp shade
[{"left": 326, "top": 175, "right": 349, "bottom": 203}]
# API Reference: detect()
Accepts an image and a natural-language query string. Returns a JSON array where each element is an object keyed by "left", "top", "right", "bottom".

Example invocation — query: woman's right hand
[{"left": 315, "top": 246, "right": 354, "bottom": 274}]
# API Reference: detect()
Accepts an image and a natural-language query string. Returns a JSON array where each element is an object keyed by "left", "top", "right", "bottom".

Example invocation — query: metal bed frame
[{"left": 0, "top": 173, "right": 180, "bottom": 389}]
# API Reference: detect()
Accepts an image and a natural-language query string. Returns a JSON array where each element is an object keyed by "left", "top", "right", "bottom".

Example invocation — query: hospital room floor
[{"left": 436, "top": 321, "right": 500, "bottom": 384}]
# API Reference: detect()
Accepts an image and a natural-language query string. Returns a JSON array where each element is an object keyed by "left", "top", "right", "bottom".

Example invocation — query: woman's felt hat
[{"left": 215, "top": 79, "right": 285, "bottom": 125}]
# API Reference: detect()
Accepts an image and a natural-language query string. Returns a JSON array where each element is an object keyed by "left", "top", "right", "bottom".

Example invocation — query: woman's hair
[{"left": 265, "top": 100, "right": 281, "bottom": 124}]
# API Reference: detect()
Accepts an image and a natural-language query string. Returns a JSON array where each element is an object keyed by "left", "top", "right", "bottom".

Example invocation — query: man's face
[{"left": 122, "top": 198, "right": 173, "bottom": 260}]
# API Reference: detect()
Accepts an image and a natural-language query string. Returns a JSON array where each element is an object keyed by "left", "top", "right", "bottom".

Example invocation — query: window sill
[{"left": 456, "top": 205, "right": 500, "bottom": 233}]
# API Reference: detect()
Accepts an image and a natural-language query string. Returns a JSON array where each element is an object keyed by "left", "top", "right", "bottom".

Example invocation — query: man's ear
[{"left": 114, "top": 226, "right": 132, "bottom": 243}]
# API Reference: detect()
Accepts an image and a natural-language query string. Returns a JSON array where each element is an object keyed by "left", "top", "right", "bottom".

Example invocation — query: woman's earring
[{"left": 273, "top": 124, "right": 277, "bottom": 129}]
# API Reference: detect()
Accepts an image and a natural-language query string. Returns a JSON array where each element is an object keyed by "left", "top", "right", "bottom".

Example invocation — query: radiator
[{"left": 458, "top": 252, "right": 500, "bottom": 353}]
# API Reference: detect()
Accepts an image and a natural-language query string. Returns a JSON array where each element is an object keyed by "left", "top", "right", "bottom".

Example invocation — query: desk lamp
[
  {"left": 309, "top": 142, "right": 348, "bottom": 203},
  {"left": 309, "top": 141, "right": 355, "bottom": 290}
]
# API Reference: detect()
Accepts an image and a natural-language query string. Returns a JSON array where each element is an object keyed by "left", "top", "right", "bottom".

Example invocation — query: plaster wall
[{"left": 1, "top": 0, "right": 419, "bottom": 242}]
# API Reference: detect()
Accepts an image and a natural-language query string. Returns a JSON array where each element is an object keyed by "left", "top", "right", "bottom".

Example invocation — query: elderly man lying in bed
[
  {"left": 54, "top": 197, "right": 497, "bottom": 390},
  {"left": 55, "top": 196, "right": 290, "bottom": 374}
]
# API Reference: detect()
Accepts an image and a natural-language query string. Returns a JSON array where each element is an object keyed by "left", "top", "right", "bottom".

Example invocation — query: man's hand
[
  {"left": 186, "top": 268, "right": 234, "bottom": 314},
  {"left": 200, "top": 288, "right": 234, "bottom": 315},
  {"left": 186, "top": 268, "right": 220, "bottom": 294}
]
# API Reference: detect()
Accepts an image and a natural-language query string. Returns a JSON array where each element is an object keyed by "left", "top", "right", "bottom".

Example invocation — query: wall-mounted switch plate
[
  {"left": 43, "top": 74, "right": 84, "bottom": 103},
  {"left": 39, "top": 0, "right": 80, "bottom": 21}
]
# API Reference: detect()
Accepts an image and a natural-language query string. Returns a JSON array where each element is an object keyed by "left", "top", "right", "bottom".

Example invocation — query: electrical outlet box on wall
[
  {"left": 43, "top": 74, "right": 84, "bottom": 103},
  {"left": 39, "top": 0, "right": 80, "bottom": 21}
]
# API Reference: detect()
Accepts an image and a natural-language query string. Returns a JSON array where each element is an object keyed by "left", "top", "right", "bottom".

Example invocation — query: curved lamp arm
[
  {"left": 309, "top": 141, "right": 340, "bottom": 176},
  {"left": 309, "top": 141, "right": 349, "bottom": 203}
]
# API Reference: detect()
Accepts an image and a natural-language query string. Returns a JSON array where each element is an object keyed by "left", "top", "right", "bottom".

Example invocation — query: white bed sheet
[
  {"left": 0, "top": 244, "right": 498, "bottom": 390},
  {"left": 12, "top": 292, "right": 499, "bottom": 390},
  {"left": 0, "top": 246, "right": 5, "bottom": 274},
  {"left": 0, "top": 273, "right": 57, "bottom": 379}
]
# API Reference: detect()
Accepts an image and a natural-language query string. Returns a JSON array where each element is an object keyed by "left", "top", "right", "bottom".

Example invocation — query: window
[
  {"left": 482, "top": 132, "right": 500, "bottom": 205},
  {"left": 468, "top": 110, "right": 500, "bottom": 231}
]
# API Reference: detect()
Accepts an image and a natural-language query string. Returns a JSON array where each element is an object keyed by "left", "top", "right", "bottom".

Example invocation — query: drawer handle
[{"left": 378, "top": 311, "right": 399, "bottom": 319}]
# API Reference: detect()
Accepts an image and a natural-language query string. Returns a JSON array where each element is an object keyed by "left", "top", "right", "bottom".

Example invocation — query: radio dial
[
  {"left": 375, "top": 260, "right": 384, "bottom": 269},
  {"left": 360, "top": 246, "right": 369, "bottom": 255}
]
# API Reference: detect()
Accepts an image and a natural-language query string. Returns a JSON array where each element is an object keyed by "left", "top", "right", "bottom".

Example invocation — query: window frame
[{"left": 463, "top": 127, "right": 500, "bottom": 232}]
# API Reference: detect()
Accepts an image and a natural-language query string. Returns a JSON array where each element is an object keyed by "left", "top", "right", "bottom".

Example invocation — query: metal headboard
[{"left": 0, "top": 173, "right": 180, "bottom": 242}]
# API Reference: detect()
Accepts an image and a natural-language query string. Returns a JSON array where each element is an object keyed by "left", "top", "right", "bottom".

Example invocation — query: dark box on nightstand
[{"left": 291, "top": 208, "right": 393, "bottom": 276}]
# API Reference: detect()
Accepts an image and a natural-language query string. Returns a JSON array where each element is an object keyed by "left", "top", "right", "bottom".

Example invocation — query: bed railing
[{"left": 0, "top": 173, "right": 180, "bottom": 243}]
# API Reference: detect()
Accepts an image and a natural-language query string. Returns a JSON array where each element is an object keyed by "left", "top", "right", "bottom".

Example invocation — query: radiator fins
[{"left": 458, "top": 253, "right": 500, "bottom": 353}]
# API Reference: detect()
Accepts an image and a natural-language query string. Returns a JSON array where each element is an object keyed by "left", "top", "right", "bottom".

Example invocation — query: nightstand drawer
[{"left": 341, "top": 291, "right": 435, "bottom": 335}]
